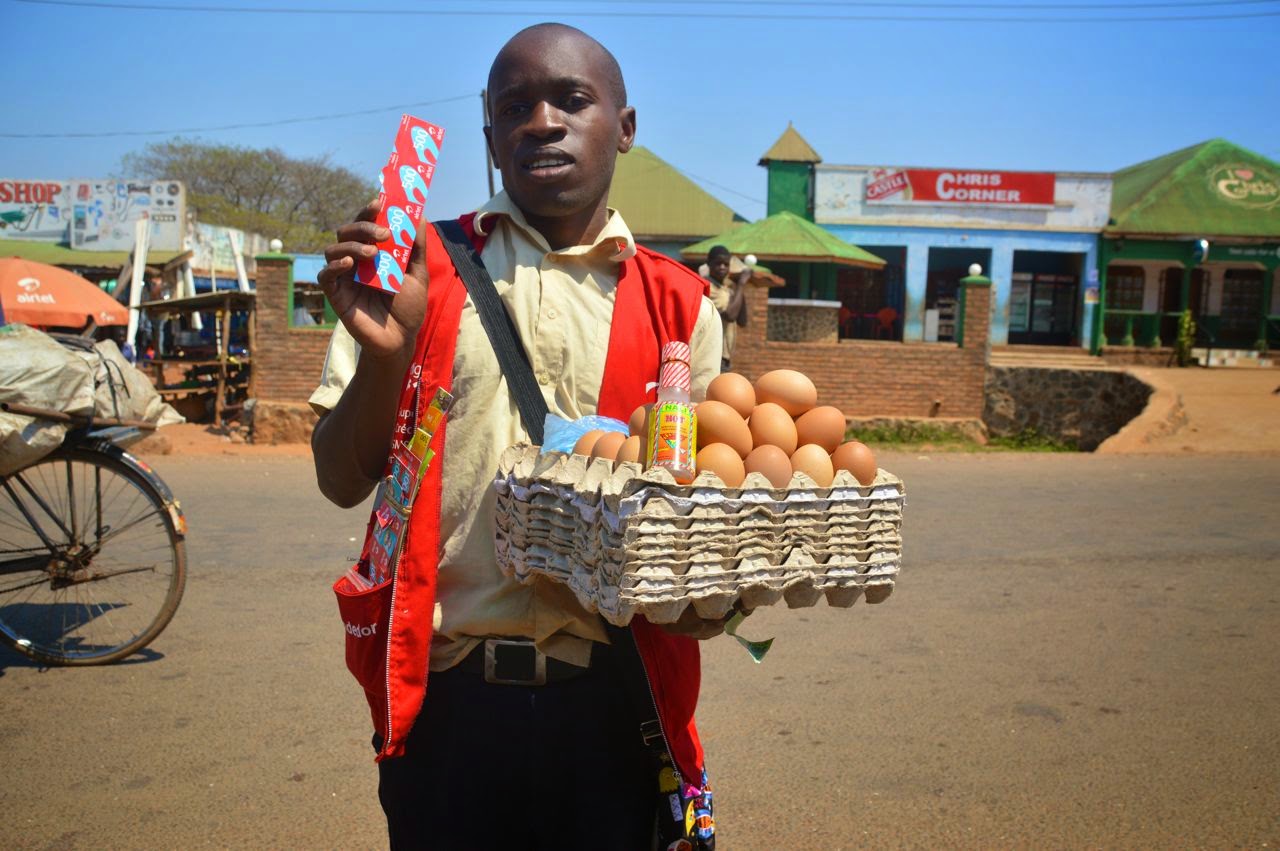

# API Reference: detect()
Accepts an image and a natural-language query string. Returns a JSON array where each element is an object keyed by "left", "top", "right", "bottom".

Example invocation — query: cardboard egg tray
[{"left": 492, "top": 444, "right": 904, "bottom": 627}]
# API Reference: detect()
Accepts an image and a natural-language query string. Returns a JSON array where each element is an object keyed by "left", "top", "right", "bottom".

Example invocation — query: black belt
[{"left": 454, "top": 638, "right": 593, "bottom": 686}]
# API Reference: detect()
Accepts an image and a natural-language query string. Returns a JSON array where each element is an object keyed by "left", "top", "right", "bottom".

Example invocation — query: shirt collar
[{"left": 472, "top": 190, "right": 637, "bottom": 263}]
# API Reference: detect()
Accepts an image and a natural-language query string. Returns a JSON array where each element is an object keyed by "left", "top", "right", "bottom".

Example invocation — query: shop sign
[
  {"left": 1217, "top": 244, "right": 1280, "bottom": 260},
  {"left": 0, "top": 179, "right": 186, "bottom": 250},
  {"left": 866, "top": 167, "right": 1056, "bottom": 207},
  {"left": 1210, "top": 164, "right": 1280, "bottom": 209}
]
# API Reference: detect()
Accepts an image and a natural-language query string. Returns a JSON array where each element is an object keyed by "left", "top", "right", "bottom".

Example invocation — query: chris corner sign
[{"left": 866, "top": 168, "right": 1056, "bottom": 207}]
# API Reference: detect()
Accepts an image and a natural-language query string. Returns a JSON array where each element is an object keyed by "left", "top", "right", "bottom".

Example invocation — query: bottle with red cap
[{"left": 646, "top": 341, "right": 697, "bottom": 484}]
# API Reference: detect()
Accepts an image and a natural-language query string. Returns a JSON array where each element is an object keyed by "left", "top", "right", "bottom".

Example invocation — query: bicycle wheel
[{"left": 0, "top": 444, "right": 186, "bottom": 665}]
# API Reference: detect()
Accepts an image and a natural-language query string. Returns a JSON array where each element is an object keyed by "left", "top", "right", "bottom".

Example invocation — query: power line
[
  {"left": 14, "top": 0, "right": 1280, "bottom": 22},
  {"left": 0, "top": 93, "right": 475, "bottom": 139}
]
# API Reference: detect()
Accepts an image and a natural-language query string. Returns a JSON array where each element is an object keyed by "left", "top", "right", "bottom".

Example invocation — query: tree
[{"left": 122, "top": 139, "right": 371, "bottom": 252}]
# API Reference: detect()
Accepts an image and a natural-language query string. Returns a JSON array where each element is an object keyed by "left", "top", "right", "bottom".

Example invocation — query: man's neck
[{"left": 522, "top": 199, "right": 610, "bottom": 251}]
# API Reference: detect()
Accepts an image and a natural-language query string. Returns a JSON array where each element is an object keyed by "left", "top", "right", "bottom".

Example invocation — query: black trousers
[{"left": 377, "top": 644, "right": 656, "bottom": 850}]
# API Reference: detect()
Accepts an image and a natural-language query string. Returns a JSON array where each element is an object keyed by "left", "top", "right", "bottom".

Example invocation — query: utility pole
[{"left": 481, "top": 89, "right": 495, "bottom": 198}]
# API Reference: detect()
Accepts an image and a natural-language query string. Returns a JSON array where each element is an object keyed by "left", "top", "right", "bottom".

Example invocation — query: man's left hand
[{"left": 658, "top": 602, "right": 752, "bottom": 640}]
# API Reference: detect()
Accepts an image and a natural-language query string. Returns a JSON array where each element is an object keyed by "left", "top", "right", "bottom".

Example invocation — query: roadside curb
[{"left": 1095, "top": 368, "right": 1187, "bottom": 454}]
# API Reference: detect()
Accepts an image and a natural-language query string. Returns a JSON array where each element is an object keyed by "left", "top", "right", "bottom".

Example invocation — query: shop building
[
  {"left": 1096, "top": 139, "right": 1280, "bottom": 357},
  {"left": 759, "top": 125, "right": 1112, "bottom": 348}
]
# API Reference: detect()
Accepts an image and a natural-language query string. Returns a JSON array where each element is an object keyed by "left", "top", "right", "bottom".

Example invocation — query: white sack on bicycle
[{"left": 0, "top": 324, "right": 95, "bottom": 474}]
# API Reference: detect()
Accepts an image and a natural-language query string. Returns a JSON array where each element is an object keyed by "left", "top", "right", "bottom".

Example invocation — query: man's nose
[{"left": 525, "top": 101, "right": 567, "bottom": 137}]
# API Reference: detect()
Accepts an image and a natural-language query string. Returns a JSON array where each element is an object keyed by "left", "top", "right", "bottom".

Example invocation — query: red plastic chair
[{"left": 874, "top": 307, "right": 898, "bottom": 339}]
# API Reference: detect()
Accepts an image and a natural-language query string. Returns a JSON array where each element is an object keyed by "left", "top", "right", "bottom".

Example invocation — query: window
[
  {"left": 290, "top": 280, "right": 336, "bottom": 328},
  {"left": 1106, "top": 266, "right": 1144, "bottom": 310}
]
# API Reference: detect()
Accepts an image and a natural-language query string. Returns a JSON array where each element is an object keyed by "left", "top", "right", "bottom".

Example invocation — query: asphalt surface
[{"left": 2, "top": 451, "right": 1277, "bottom": 849}]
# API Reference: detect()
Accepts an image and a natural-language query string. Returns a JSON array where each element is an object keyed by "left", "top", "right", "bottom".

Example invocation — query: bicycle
[{"left": 0, "top": 402, "right": 187, "bottom": 665}]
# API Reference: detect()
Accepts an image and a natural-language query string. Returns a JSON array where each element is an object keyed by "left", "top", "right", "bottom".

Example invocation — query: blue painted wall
[{"left": 822, "top": 224, "right": 1099, "bottom": 347}]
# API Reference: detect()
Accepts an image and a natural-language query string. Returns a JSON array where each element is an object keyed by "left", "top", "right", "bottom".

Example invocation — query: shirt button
[
  {"left": 546, "top": 308, "right": 558, "bottom": 320},
  {"left": 536, "top": 370, "right": 551, "bottom": 385}
]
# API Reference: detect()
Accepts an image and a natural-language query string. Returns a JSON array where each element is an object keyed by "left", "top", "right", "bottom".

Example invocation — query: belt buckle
[{"left": 483, "top": 639, "right": 546, "bottom": 686}]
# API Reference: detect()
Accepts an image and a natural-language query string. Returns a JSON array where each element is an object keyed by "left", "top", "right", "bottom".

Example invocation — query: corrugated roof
[
  {"left": 1109, "top": 139, "right": 1280, "bottom": 238},
  {"left": 682, "top": 211, "right": 884, "bottom": 268},
  {"left": 759, "top": 123, "right": 822, "bottom": 165},
  {"left": 607, "top": 146, "right": 747, "bottom": 240},
  {"left": 0, "top": 240, "right": 187, "bottom": 270}
]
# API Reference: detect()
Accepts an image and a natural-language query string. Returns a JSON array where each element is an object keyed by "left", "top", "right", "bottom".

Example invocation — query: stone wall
[
  {"left": 983, "top": 366, "right": 1152, "bottom": 451},
  {"left": 766, "top": 300, "right": 839, "bottom": 344}
]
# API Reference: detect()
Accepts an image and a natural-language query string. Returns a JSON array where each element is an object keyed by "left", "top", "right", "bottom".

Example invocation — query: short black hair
[
  {"left": 707, "top": 245, "right": 731, "bottom": 261},
  {"left": 487, "top": 23, "right": 628, "bottom": 121}
]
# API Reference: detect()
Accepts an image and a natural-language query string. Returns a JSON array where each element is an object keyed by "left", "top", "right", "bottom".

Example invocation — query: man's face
[
  {"left": 485, "top": 31, "right": 635, "bottom": 225},
  {"left": 708, "top": 255, "right": 731, "bottom": 281}
]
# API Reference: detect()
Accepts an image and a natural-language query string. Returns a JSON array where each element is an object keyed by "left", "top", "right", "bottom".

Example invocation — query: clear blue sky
[{"left": 2, "top": 0, "right": 1278, "bottom": 231}]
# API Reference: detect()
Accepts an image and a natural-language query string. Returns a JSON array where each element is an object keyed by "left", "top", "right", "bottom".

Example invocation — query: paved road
[{"left": 2, "top": 452, "right": 1277, "bottom": 849}]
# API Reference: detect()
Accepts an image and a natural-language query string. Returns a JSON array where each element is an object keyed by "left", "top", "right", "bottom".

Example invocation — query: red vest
[{"left": 373, "top": 214, "right": 710, "bottom": 784}]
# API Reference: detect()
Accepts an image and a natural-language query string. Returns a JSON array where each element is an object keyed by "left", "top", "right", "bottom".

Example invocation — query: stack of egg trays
[{"left": 492, "top": 444, "right": 904, "bottom": 627}]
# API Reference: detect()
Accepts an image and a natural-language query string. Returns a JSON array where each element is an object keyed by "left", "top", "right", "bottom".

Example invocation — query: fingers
[
  {"left": 354, "top": 196, "right": 383, "bottom": 223},
  {"left": 335, "top": 220, "right": 390, "bottom": 244}
]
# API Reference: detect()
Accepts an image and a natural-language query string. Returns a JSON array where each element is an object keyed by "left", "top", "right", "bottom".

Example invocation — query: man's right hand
[{"left": 317, "top": 197, "right": 429, "bottom": 363}]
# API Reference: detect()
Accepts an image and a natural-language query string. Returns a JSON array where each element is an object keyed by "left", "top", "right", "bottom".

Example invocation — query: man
[
  {"left": 702, "top": 245, "right": 749, "bottom": 371},
  {"left": 312, "top": 23, "right": 726, "bottom": 850}
]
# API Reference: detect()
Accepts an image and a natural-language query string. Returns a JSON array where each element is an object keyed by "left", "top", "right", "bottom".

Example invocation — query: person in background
[{"left": 702, "top": 245, "right": 749, "bottom": 371}]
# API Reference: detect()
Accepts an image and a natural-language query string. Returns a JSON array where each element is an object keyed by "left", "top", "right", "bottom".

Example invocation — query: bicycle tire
[{"left": 0, "top": 444, "right": 186, "bottom": 665}]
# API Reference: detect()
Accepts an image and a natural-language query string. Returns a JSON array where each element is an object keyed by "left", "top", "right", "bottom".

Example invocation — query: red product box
[{"left": 354, "top": 115, "right": 445, "bottom": 293}]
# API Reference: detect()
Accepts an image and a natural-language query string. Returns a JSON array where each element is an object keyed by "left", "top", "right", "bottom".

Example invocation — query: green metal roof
[
  {"left": 1108, "top": 139, "right": 1280, "bottom": 238},
  {"left": 759, "top": 123, "right": 822, "bottom": 165},
  {"left": 0, "top": 239, "right": 188, "bottom": 271},
  {"left": 607, "top": 146, "right": 747, "bottom": 240},
  {"left": 681, "top": 211, "right": 885, "bottom": 268}
]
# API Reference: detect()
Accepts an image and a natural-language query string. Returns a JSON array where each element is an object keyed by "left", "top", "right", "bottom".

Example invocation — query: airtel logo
[{"left": 16, "top": 277, "right": 55, "bottom": 304}]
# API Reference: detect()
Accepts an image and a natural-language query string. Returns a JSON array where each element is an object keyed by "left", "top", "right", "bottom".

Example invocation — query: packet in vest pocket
[
  {"left": 358, "top": 386, "right": 455, "bottom": 586},
  {"left": 354, "top": 115, "right": 446, "bottom": 293}
]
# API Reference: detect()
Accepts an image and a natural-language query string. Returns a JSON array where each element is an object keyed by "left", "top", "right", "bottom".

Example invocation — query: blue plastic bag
[{"left": 541, "top": 414, "right": 629, "bottom": 455}]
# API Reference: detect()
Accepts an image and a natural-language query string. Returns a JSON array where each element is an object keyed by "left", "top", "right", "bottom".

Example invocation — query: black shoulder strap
[{"left": 433, "top": 218, "right": 549, "bottom": 446}]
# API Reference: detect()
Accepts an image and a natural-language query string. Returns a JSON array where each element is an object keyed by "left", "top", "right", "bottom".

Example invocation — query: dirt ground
[{"left": 1121, "top": 366, "right": 1280, "bottom": 454}]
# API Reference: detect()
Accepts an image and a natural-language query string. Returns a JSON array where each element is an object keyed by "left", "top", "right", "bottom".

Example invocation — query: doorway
[
  {"left": 926, "top": 247, "right": 991, "bottom": 342},
  {"left": 1008, "top": 251, "right": 1083, "bottom": 346}
]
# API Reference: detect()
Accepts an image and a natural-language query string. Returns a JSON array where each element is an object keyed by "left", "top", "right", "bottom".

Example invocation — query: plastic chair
[{"left": 874, "top": 307, "right": 898, "bottom": 339}]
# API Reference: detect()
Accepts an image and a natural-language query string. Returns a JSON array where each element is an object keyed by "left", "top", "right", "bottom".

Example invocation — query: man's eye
[
  {"left": 563, "top": 94, "right": 591, "bottom": 110},
  {"left": 500, "top": 103, "right": 529, "bottom": 117}
]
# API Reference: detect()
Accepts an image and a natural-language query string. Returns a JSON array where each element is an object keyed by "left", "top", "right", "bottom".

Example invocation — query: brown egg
[
  {"left": 831, "top": 440, "right": 877, "bottom": 485},
  {"left": 590, "top": 431, "right": 627, "bottom": 461},
  {"left": 706, "top": 372, "right": 756, "bottom": 419},
  {"left": 795, "top": 406, "right": 847, "bottom": 454},
  {"left": 755, "top": 369, "right": 817, "bottom": 417},
  {"left": 748, "top": 402, "right": 798, "bottom": 456},
  {"left": 790, "top": 443, "right": 835, "bottom": 487},
  {"left": 744, "top": 445, "right": 792, "bottom": 488},
  {"left": 615, "top": 435, "right": 642, "bottom": 467},
  {"left": 695, "top": 442, "right": 746, "bottom": 488},
  {"left": 628, "top": 404, "right": 652, "bottom": 437},
  {"left": 694, "top": 400, "right": 752, "bottom": 458},
  {"left": 572, "top": 429, "right": 605, "bottom": 457}
]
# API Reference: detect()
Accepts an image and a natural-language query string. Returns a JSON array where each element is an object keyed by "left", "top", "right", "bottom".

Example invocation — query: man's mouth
[{"left": 521, "top": 151, "right": 575, "bottom": 178}]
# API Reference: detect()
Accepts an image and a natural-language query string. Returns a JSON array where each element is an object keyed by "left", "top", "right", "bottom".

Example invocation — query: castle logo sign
[{"left": 1210, "top": 164, "right": 1280, "bottom": 209}]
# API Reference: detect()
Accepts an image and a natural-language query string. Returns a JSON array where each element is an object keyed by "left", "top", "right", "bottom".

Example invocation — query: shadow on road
[{"left": 0, "top": 643, "right": 165, "bottom": 675}]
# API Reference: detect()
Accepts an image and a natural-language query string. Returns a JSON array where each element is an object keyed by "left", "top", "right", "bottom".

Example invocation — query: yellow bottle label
[{"left": 647, "top": 400, "right": 697, "bottom": 478}]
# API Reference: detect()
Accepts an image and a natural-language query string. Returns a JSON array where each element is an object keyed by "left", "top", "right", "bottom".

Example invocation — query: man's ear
[
  {"left": 617, "top": 106, "right": 636, "bottom": 155},
  {"left": 484, "top": 125, "right": 500, "bottom": 167}
]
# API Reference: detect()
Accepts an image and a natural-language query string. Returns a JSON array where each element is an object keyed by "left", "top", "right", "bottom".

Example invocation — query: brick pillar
[
  {"left": 958, "top": 272, "right": 992, "bottom": 367},
  {"left": 253, "top": 253, "right": 294, "bottom": 400}
]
